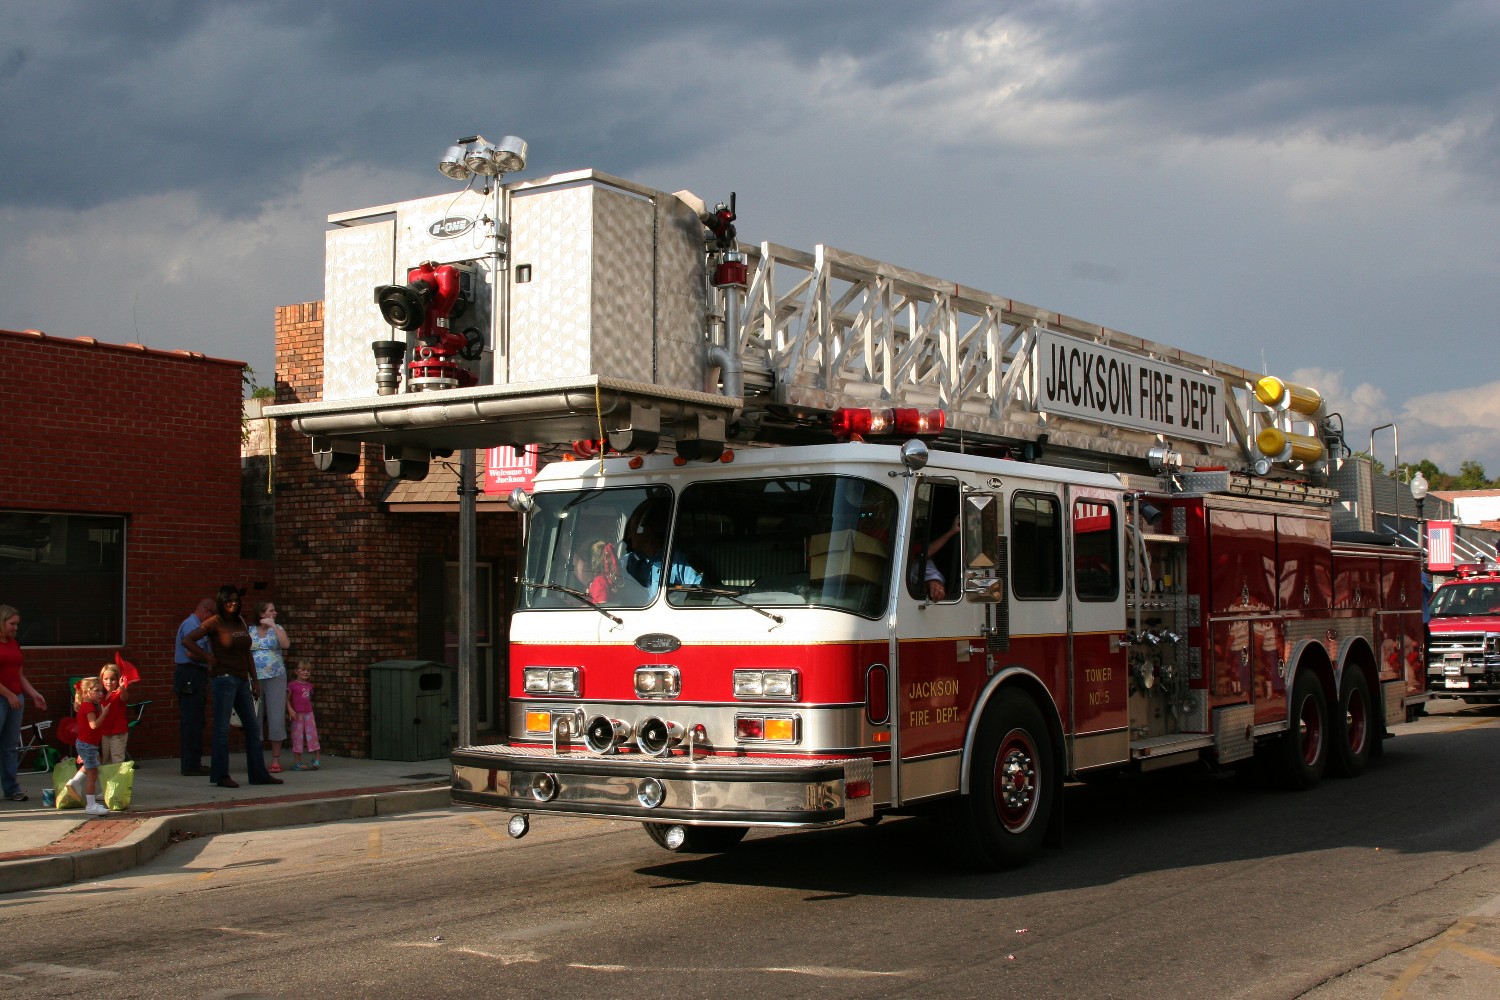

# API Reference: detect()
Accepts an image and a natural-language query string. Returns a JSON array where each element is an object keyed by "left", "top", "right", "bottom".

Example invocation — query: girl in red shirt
[
  {"left": 98, "top": 663, "right": 132, "bottom": 765},
  {"left": 69, "top": 677, "right": 114, "bottom": 816}
]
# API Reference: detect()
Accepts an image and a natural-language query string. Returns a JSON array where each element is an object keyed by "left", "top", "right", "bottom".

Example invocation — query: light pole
[
  {"left": 434, "top": 134, "right": 528, "bottom": 748},
  {"left": 1411, "top": 471, "right": 1429, "bottom": 563}
]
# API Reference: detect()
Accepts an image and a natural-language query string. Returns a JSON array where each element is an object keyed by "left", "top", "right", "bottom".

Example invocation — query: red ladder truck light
[
  {"left": 832, "top": 408, "right": 873, "bottom": 438},
  {"left": 892, "top": 408, "right": 946, "bottom": 435}
]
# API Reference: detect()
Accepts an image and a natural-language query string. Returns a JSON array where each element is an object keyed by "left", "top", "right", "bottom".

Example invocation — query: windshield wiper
[
  {"left": 520, "top": 580, "right": 623, "bottom": 624},
  {"left": 669, "top": 584, "right": 784, "bottom": 624}
]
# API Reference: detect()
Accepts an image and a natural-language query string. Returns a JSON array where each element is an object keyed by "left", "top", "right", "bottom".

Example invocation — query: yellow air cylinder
[
  {"left": 1256, "top": 427, "right": 1325, "bottom": 464},
  {"left": 1254, "top": 376, "right": 1324, "bottom": 417}
]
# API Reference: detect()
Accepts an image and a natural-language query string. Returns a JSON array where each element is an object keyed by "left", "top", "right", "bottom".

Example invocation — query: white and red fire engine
[
  {"left": 270, "top": 139, "right": 1428, "bottom": 867},
  {"left": 1427, "top": 560, "right": 1500, "bottom": 703}
]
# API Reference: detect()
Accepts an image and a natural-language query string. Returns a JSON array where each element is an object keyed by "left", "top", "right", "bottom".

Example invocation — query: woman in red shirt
[{"left": 1, "top": 604, "right": 49, "bottom": 802}]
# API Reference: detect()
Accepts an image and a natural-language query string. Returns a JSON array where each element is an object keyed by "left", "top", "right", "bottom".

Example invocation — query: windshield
[
  {"left": 668, "top": 474, "right": 896, "bottom": 618},
  {"left": 517, "top": 475, "right": 898, "bottom": 618},
  {"left": 1430, "top": 581, "right": 1500, "bottom": 618}
]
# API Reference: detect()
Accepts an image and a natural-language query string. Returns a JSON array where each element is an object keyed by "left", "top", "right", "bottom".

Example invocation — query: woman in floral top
[{"left": 250, "top": 601, "right": 291, "bottom": 773}]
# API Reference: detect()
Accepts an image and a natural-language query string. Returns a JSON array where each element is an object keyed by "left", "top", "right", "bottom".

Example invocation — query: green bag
[
  {"left": 52, "top": 759, "right": 83, "bottom": 809},
  {"left": 100, "top": 761, "right": 135, "bottom": 811}
]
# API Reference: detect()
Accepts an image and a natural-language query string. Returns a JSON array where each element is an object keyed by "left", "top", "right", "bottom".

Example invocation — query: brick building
[
  {"left": 0, "top": 328, "right": 268, "bottom": 760},
  {"left": 272, "top": 304, "right": 519, "bottom": 756}
]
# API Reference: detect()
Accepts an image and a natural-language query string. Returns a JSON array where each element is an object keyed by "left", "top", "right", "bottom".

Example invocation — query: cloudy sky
[{"left": 4, "top": 0, "right": 1498, "bottom": 473}]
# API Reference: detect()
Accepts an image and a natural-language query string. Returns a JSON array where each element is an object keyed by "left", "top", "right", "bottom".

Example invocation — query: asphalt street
[{"left": 2, "top": 702, "right": 1497, "bottom": 1000}]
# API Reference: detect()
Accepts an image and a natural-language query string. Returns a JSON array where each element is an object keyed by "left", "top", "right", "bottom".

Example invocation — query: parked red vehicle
[{"left": 1427, "top": 561, "right": 1500, "bottom": 703}]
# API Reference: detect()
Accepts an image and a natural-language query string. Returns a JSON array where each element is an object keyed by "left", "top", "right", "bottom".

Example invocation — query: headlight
[
  {"left": 522, "top": 667, "right": 580, "bottom": 697},
  {"left": 732, "top": 669, "right": 799, "bottom": 700},
  {"left": 635, "top": 665, "right": 681, "bottom": 699}
]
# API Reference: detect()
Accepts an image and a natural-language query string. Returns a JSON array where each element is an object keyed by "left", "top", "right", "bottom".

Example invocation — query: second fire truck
[
  {"left": 1427, "top": 561, "right": 1500, "bottom": 703},
  {"left": 272, "top": 142, "right": 1428, "bottom": 868}
]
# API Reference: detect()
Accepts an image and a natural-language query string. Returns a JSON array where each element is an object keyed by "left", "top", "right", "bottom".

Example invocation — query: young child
[
  {"left": 68, "top": 677, "right": 114, "bottom": 815},
  {"left": 286, "top": 663, "right": 320, "bottom": 771},
  {"left": 98, "top": 662, "right": 131, "bottom": 766}
]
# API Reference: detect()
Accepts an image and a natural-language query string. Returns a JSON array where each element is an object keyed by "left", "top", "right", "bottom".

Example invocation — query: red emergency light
[{"left": 831, "top": 407, "right": 946, "bottom": 441}]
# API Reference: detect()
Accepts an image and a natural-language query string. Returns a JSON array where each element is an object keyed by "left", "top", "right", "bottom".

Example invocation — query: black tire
[
  {"left": 643, "top": 823, "right": 748, "bottom": 853},
  {"left": 946, "top": 692, "right": 1055, "bottom": 869},
  {"left": 1329, "top": 669, "right": 1374, "bottom": 778},
  {"left": 1274, "top": 669, "right": 1329, "bottom": 790}
]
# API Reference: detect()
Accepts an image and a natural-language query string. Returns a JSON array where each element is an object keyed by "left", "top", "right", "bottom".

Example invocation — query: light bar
[{"left": 831, "top": 407, "right": 945, "bottom": 440}]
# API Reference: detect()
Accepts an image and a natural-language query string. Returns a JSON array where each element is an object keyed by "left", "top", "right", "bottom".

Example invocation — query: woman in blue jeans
[
  {"left": 1, "top": 604, "right": 50, "bottom": 802},
  {"left": 182, "top": 586, "right": 283, "bottom": 788}
]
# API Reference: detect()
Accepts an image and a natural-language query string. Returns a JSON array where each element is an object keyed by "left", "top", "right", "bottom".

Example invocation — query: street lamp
[
  {"left": 1411, "top": 471, "right": 1429, "bottom": 560},
  {"left": 433, "top": 133, "right": 528, "bottom": 752}
]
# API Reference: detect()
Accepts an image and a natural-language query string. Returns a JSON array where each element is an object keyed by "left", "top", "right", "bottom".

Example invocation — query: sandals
[
  {"left": 311, "top": 759, "right": 321, "bottom": 770},
  {"left": 292, "top": 762, "right": 310, "bottom": 771},
  {"left": 269, "top": 761, "right": 283, "bottom": 773}
]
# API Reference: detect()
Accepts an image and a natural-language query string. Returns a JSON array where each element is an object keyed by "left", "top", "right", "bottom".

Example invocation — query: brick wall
[
  {"left": 0, "top": 329, "right": 270, "bottom": 759},
  {"left": 273, "top": 305, "right": 515, "bottom": 758}
]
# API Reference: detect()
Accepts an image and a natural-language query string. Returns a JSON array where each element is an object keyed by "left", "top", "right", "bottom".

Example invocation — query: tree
[{"left": 1455, "top": 460, "right": 1490, "bottom": 490}]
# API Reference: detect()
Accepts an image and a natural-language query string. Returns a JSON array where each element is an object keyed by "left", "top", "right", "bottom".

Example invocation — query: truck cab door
[
  {"left": 893, "top": 475, "right": 988, "bottom": 805},
  {"left": 1066, "top": 487, "right": 1129, "bottom": 771}
]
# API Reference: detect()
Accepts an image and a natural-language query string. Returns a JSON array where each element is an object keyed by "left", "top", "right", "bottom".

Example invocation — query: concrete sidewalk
[{"left": 0, "top": 755, "right": 452, "bottom": 893}]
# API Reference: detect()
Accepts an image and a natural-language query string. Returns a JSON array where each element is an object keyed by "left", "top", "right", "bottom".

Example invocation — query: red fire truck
[
  {"left": 1427, "top": 561, "right": 1500, "bottom": 703},
  {"left": 270, "top": 146, "right": 1428, "bottom": 868}
]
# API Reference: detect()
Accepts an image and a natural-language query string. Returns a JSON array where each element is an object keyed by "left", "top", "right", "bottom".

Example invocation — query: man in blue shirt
[
  {"left": 620, "top": 502, "right": 702, "bottom": 592},
  {"left": 174, "top": 597, "right": 214, "bottom": 776}
]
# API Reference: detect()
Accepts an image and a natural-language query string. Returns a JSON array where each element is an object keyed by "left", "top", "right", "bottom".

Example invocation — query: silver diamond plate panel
[
  {"left": 1213, "top": 703, "right": 1255, "bottom": 762},
  {"left": 1381, "top": 680, "right": 1405, "bottom": 727},
  {"left": 513, "top": 182, "right": 654, "bottom": 386},
  {"left": 324, "top": 220, "right": 395, "bottom": 402},
  {"left": 507, "top": 179, "right": 705, "bottom": 389}
]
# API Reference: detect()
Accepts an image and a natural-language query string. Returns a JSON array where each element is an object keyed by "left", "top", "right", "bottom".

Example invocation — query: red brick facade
[
  {"left": 0, "top": 328, "right": 269, "bottom": 760},
  {"left": 273, "top": 304, "right": 516, "bottom": 757}
]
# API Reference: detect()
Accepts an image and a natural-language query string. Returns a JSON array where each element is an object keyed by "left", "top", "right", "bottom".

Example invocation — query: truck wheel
[
  {"left": 1328, "top": 669, "right": 1372, "bottom": 778},
  {"left": 643, "top": 823, "right": 748, "bottom": 853},
  {"left": 1274, "top": 669, "right": 1328, "bottom": 790},
  {"left": 946, "top": 692, "right": 1054, "bottom": 869}
]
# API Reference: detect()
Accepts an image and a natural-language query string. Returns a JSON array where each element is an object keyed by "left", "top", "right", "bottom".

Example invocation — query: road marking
[
  {"left": 4, "top": 963, "right": 108, "bottom": 981},
  {"left": 212, "top": 926, "right": 285, "bottom": 939},
  {"left": 467, "top": 815, "right": 508, "bottom": 842},
  {"left": 367, "top": 826, "right": 382, "bottom": 859},
  {"left": 1448, "top": 943, "right": 1500, "bottom": 969},
  {"left": 1384, "top": 916, "right": 1496, "bottom": 998},
  {"left": 567, "top": 963, "right": 910, "bottom": 979},
  {"left": 1431, "top": 718, "right": 1499, "bottom": 733}
]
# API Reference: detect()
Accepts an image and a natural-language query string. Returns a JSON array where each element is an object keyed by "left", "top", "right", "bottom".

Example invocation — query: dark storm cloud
[
  {"left": 1013, "top": 0, "right": 1500, "bottom": 149},
  {"left": 7, "top": 1, "right": 1494, "bottom": 220},
  {"left": 0, "top": 0, "right": 965, "bottom": 216}
]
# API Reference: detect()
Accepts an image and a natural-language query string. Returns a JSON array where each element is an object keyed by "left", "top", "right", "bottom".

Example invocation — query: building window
[{"left": 0, "top": 511, "right": 126, "bottom": 646}]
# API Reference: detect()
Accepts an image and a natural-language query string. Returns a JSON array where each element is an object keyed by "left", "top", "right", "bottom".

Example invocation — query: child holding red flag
[{"left": 98, "top": 659, "right": 133, "bottom": 765}]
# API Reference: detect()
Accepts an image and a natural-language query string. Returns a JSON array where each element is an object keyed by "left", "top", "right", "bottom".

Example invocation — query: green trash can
[{"left": 367, "top": 660, "right": 454, "bottom": 761}]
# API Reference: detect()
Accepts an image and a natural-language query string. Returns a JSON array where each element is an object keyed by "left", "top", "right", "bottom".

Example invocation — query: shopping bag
[
  {"left": 52, "top": 760, "right": 83, "bottom": 809},
  {"left": 100, "top": 761, "right": 135, "bottom": 811},
  {"left": 229, "top": 695, "right": 263, "bottom": 728}
]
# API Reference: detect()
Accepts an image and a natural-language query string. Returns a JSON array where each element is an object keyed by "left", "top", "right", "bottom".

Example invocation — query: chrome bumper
[{"left": 451, "top": 744, "right": 875, "bottom": 827}]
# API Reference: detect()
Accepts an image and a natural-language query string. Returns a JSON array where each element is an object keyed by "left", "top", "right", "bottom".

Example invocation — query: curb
[{"left": 0, "top": 786, "right": 450, "bottom": 894}]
